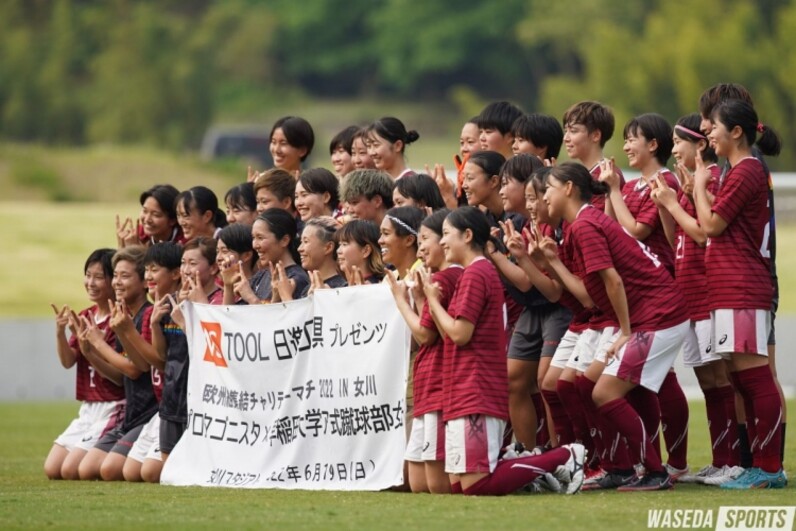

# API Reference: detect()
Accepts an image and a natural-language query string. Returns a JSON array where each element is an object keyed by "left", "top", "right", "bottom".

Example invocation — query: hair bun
[{"left": 405, "top": 130, "right": 420, "bottom": 144}]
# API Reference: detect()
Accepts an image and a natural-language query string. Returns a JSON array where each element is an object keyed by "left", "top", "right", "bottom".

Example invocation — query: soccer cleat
[
  {"left": 526, "top": 472, "right": 563, "bottom": 494},
  {"left": 581, "top": 470, "right": 636, "bottom": 491},
  {"left": 554, "top": 443, "right": 586, "bottom": 494},
  {"left": 703, "top": 465, "right": 745, "bottom": 486},
  {"left": 616, "top": 471, "right": 674, "bottom": 492},
  {"left": 664, "top": 463, "right": 691, "bottom": 482},
  {"left": 720, "top": 468, "right": 788, "bottom": 490},
  {"left": 684, "top": 464, "right": 723, "bottom": 484},
  {"left": 582, "top": 466, "right": 607, "bottom": 488}
]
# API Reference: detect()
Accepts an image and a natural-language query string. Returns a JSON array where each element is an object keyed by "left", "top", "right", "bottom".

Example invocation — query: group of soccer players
[{"left": 45, "top": 82, "right": 787, "bottom": 493}]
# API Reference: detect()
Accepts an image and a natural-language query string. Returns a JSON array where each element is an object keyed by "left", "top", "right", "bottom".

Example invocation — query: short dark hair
[
  {"left": 476, "top": 101, "right": 523, "bottom": 135},
  {"left": 256, "top": 208, "right": 300, "bottom": 264},
  {"left": 623, "top": 113, "right": 674, "bottom": 166},
  {"left": 698, "top": 83, "right": 754, "bottom": 119},
  {"left": 444, "top": 207, "right": 491, "bottom": 252},
  {"left": 500, "top": 153, "right": 544, "bottom": 184},
  {"left": 181, "top": 237, "right": 217, "bottom": 267},
  {"left": 271, "top": 116, "right": 315, "bottom": 161},
  {"left": 224, "top": 182, "right": 256, "bottom": 212},
  {"left": 329, "top": 125, "right": 359, "bottom": 155},
  {"left": 395, "top": 173, "right": 445, "bottom": 210},
  {"left": 85, "top": 248, "right": 115, "bottom": 279},
  {"left": 253, "top": 169, "right": 296, "bottom": 203},
  {"left": 112, "top": 245, "right": 147, "bottom": 280},
  {"left": 467, "top": 150, "right": 506, "bottom": 178},
  {"left": 511, "top": 113, "right": 564, "bottom": 159},
  {"left": 562, "top": 101, "right": 615, "bottom": 147},
  {"left": 299, "top": 168, "right": 340, "bottom": 211},
  {"left": 334, "top": 220, "right": 384, "bottom": 278},
  {"left": 140, "top": 185, "right": 179, "bottom": 222},
  {"left": 144, "top": 242, "right": 182, "bottom": 270}
]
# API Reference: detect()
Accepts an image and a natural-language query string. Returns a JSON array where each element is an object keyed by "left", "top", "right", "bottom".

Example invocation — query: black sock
[
  {"left": 781, "top": 423, "right": 787, "bottom": 464},
  {"left": 738, "top": 424, "right": 753, "bottom": 469}
]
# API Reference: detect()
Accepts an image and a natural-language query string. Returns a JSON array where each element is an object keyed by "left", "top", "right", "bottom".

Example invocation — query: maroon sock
[
  {"left": 734, "top": 365, "right": 783, "bottom": 473},
  {"left": 718, "top": 382, "right": 742, "bottom": 466},
  {"left": 575, "top": 376, "right": 607, "bottom": 463},
  {"left": 557, "top": 379, "right": 593, "bottom": 450},
  {"left": 542, "top": 389, "right": 574, "bottom": 445},
  {"left": 531, "top": 392, "right": 549, "bottom": 447},
  {"left": 462, "top": 447, "right": 571, "bottom": 496},
  {"left": 598, "top": 398, "right": 664, "bottom": 473},
  {"left": 704, "top": 386, "right": 731, "bottom": 467},
  {"left": 730, "top": 372, "right": 756, "bottom": 467},
  {"left": 450, "top": 481, "right": 463, "bottom": 494},
  {"left": 627, "top": 386, "right": 662, "bottom": 459},
  {"left": 658, "top": 372, "right": 689, "bottom": 470}
]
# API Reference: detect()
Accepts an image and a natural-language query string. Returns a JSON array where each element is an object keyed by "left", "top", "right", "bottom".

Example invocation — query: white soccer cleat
[{"left": 556, "top": 443, "right": 586, "bottom": 494}]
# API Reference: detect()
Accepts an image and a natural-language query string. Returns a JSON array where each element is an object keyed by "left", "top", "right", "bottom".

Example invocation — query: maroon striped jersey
[
  {"left": 415, "top": 266, "right": 463, "bottom": 417},
  {"left": 673, "top": 165, "right": 720, "bottom": 321},
  {"left": 706, "top": 157, "right": 773, "bottom": 311},
  {"left": 442, "top": 258, "right": 508, "bottom": 422},
  {"left": 621, "top": 169, "right": 680, "bottom": 275},
  {"left": 570, "top": 206, "right": 687, "bottom": 331},
  {"left": 69, "top": 306, "right": 125, "bottom": 402}
]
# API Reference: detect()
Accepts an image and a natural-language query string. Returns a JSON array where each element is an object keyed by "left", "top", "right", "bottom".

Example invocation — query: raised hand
[
  {"left": 219, "top": 257, "right": 242, "bottom": 287},
  {"left": 167, "top": 294, "right": 185, "bottom": 329},
  {"left": 676, "top": 162, "right": 695, "bottom": 197},
  {"left": 501, "top": 220, "right": 527, "bottom": 259},
  {"left": 233, "top": 262, "right": 256, "bottom": 302},
  {"left": 52, "top": 303, "right": 71, "bottom": 333},
  {"left": 650, "top": 173, "right": 677, "bottom": 209},
  {"left": 115, "top": 215, "right": 137, "bottom": 248},
  {"left": 185, "top": 271, "right": 209, "bottom": 303},
  {"left": 109, "top": 299, "right": 133, "bottom": 333},
  {"left": 151, "top": 294, "right": 172, "bottom": 325},
  {"left": 273, "top": 261, "right": 296, "bottom": 302},
  {"left": 385, "top": 269, "right": 409, "bottom": 303},
  {"left": 692, "top": 148, "right": 713, "bottom": 190},
  {"left": 598, "top": 157, "right": 620, "bottom": 189}
]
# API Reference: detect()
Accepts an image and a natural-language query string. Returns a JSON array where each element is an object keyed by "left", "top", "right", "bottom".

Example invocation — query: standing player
[
  {"left": 698, "top": 83, "right": 786, "bottom": 473},
  {"left": 175, "top": 186, "right": 228, "bottom": 242},
  {"left": 511, "top": 113, "right": 564, "bottom": 161},
  {"left": 423, "top": 207, "right": 585, "bottom": 495},
  {"left": 476, "top": 101, "right": 524, "bottom": 160},
  {"left": 366, "top": 117, "right": 419, "bottom": 180},
  {"left": 270, "top": 116, "right": 314, "bottom": 176},
  {"left": 329, "top": 125, "right": 358, "bottom": 178},
  {"left": 650, "top": 114, "right": 737, "bottom": 483},
  {"left": 45, "top": 249, "right": 126, "bottom": 480},
  {"left": 693, "top": 99, "right": 785, "bottom": 489}
]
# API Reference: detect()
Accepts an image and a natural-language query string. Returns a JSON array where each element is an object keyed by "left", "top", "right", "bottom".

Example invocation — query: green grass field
[{"left": 1, "top": 401, "right": 793, "bottom": 530}]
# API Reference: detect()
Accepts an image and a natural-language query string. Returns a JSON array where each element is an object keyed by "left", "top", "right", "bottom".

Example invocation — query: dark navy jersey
[
  {"left": 118, "top": 301, "right": 158, "bottom": 430},
  {"left": 158, "top": 312, "right": 189, "bottom": 423},
  {"left": 249, "top": 264, "right": 310, "bottom": 302}
]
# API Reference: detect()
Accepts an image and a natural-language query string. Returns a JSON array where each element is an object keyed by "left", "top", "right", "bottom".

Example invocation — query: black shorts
[
  {"left": 507, "top": 305, "right": 572, "bottom": 361},
  {"left": 94, "top": 423, "right": 144, "bottom": 456},
  {"left": 159, "top": 418, "right": 186, "bottom": 455},
  {"left": 768, "top": 310, "right": 776, "bottom": 346}
]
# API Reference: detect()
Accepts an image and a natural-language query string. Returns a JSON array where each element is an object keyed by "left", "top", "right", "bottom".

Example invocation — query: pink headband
[{"left": 674, "top": 124, "right": 705, "bottom": 140}]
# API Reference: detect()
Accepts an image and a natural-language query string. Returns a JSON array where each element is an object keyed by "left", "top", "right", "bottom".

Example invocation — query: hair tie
[
  {"left": 386, "top": 215, "right": 418, "bottom": 237},
  {"left": 757, "top": 122, "right": 765, "bottom": 133},
  {"left": 674, "top": 124, "right": 705, "bottom": 140}
]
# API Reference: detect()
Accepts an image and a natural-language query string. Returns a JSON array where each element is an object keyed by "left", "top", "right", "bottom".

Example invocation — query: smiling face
[
  {"left": 623, "top": 130, "right": 655, "bottom": 170},
  {"left": 542, "top": 175, "right": 570, "bottom": 220},
  {"left": 112, "top": 260, "right": 146, "bottom": 305},
  {"left": 84, "top": 262, "right": 114, "bottom": 304},
  {"left": 255, "top": 188, "right": 291, "bottom": 215},
  {"left": 706, "top": 117, "right": 735, "bottom": 158},
  {"left": 671, "top": 134, "right": 700, "bottom": 170},
  {"left": 512, "top": 136, "right": 546, "bottom": 158},
  {"left": 140, "top": 197, "right": 175, "bottom": 241},
  {"left": 378, "top": 217, "right": 413, "bottom": 266},
  {"left": 298, "top": 225, "right": 332, "bottom": 271},
  {"left": 180, "top": 248, "right": 218, "bottom": 288},
  {"left": 144, "top": 263, "right": 179, "bottom": 300},
  {"left": 225, "top": 199, "right": 257, "bottom": 226},
  {"left": 460, "top": 122, "right": 480, "bottom": 158},
  {"left": 331, "top": 146, "right": 354, "bottom": 178},
  {"left": 251, "top": 219, "right": 286, "bottom": 264},
  {"left": 294, "top": 181, "right": 330, "bottom": 222},
  {"left": 336, "top": 238, "right": 370, "bottom": 272},
  {"left": 525, "top": 181, "right": 549, "bottom": 224},
  {"left": 563, "top": 122, "right": 598, "bottom": 162},
  {"left": 462, "top": 161, "right": 498, "bottom": 207},
  {"left": 270, "top": 127, "right": 306, "bottom": 173},
  {"left": 440, "top": 219, "right": 469, "bottom": 265},
  {"left": 346, "top": 195, "right": 382, "bottom": 222},
  {"left": 417, "top": 226, "right": 445, "bottom": 270},
  {"left": 176, "top": 200, "right": 213, "bottom": 241},
  {"left": 351, "top": 137, "right": 375, "bottom": 170},
  {"left": 392, "top": 188, "right": 418, "bottom": 209},
  {"left": 499, "top": 175, "right": 527, "bottom": 214},
  {"left": 367, "top": 131, "right": 401, "bottom": 173}
]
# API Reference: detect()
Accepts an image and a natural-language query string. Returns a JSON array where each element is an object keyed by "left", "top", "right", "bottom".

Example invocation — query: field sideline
[{"left": 1, "top": 401, "right": 793, "bottom": 530}]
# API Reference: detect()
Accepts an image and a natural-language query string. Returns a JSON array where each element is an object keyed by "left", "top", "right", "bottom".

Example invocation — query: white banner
[{"left": 161, "top": 284, "right": 410, "bottom": 490}]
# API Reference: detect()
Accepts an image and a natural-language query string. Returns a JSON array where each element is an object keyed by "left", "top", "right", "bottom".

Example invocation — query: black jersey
[
  {"left": 158, "top": 313, "right": 189, "bottom": 423},
  {"left": 118, "top": 301, "right": 158, "bottom": 430}
]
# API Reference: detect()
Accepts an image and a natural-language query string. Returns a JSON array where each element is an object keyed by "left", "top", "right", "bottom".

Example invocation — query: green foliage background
[{"left": 0, "top": 0, "right": 794, "bottom": 167}]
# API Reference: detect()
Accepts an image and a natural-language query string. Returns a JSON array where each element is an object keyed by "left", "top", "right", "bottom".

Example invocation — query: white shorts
[
  {"left": 711, "top": 309, "right": 770, "bottom": 357},
  {"left": 405, "top": 411, "right": 445, "bottom": 462},
  {"left": 602, "top": 320, "right": 689, "bottom": 392},
  {"left": 682, "top": 319, "right": 721, "bottom": 367},
  {"left": 127, "top": 414, "right": 162, "bottom": 463},
  {"left": 54, "top": 400, "right": 125, "bottom": 452},
  {"left": 550, "top": 329, "right": 581, "bottom": 370},
  {"left": 445, "top": 415, "right": 505, "bottom": 475},
  {"left": 591, "top": 327, "right": 621, "bottom": 365},
  {"left": 565, "top": 328, "right": 602, "bottom": 372}
]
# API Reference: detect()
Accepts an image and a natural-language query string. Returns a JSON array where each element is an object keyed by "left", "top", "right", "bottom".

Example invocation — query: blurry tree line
[{"left": 0, "top": 0, "right": 794, "bottom": 167}]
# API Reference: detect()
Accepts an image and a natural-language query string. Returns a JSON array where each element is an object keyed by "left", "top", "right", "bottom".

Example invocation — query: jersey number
[
  {"left": 152, "top": 369, "right": 162, "bottom": 388},
  {"left": 675, "top": 235, "right": 685, "bottom": 260},
  {"left": 636, "top": 241, "right": 661, "bottom": 268},
  {"left": 88, "top": 366, "right": 97, "bottom": 388}
]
